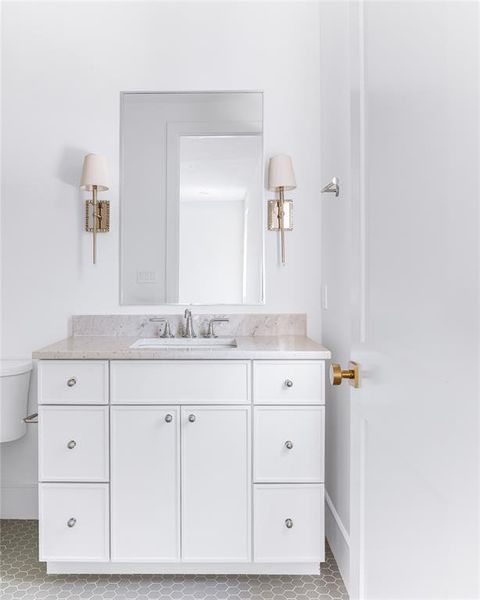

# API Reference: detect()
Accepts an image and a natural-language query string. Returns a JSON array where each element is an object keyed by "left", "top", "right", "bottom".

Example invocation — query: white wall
[
  {"left": 0, "top": 1, "right": 323, "bottom": 517},
  {"left": 318, "top": 1, "right": 352, "bottom": 586}
]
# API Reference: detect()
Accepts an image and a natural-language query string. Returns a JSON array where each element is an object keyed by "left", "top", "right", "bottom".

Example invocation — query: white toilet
[{"left": 0, "top": 359, "right": 33, "bottom": 442}]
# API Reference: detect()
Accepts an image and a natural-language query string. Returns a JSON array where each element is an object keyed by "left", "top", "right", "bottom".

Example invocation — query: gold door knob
[{"left": 329, "top": 361, "right": 359, "bottom": 388}]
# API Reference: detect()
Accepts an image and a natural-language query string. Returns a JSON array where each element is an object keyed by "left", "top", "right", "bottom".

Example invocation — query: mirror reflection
[{"left": 120, "top": 92, "right": 264, "bottom": 305}]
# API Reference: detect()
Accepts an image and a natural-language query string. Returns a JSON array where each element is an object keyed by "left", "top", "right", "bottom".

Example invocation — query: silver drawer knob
[
  {"left": 285, "top": 518, "right": 294, "bottom": 529},
  {"left": 285, "top": 440, "right": 293, "bottom": 450},
  {"left": 285, "top": 379, "right": 293, "bottom": 388},
  {"left": 67, "top": 440, "right": 76, "bottom": 450},
  {"left": 67, "top": 377, "right": 77, "bottom": 388},
  {"left": 188, "top": 414, "right": 196, "bottom": 423},
  {"left": 165, "top": 414, "right": 173, "bottom": 423},
  {"left": 67, "top": 517, "right": 77, "bottom": 528}
]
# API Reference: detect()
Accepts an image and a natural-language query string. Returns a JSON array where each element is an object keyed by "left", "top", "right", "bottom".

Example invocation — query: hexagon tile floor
[{"left": 0, "top": 520, "right": 348, "bottom": 600}]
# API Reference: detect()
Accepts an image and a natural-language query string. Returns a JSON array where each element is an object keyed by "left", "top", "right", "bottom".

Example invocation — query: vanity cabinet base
[
  {"left": 46, "top": 561, "right": 321, "bottom": 575},
  {"left": 38, "top": 358, "right": 326, "bottom": 575}
]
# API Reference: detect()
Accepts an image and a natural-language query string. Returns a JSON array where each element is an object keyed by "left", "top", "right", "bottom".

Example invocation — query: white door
[
  {"left": 110, "top": 406, "right": 180, "bottom": 561},
  {"left": 320, "top": 2, "right": 479, "bottom": 598},
  {"left": 181, "top": 406, "right": 251, "bottom": 562}
]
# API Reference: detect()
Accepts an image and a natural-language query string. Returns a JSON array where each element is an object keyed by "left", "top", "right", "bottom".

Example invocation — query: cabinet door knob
[
  {"left": 67, "top": 377, "right": 77, "bottom": 388},
  {"left": 285, "top": 379, "right": 293, "bottom": 388},
  {"left": 285, "top": 518, "right": 294, "bottom": 529},
  {"left": 67, "top": 440, "right": 76, "bottom": 450},
  {"left": 188, "top": 414, "right": 196, "bottom": 423},
  {"left": 165, "top": 414, "right": 173, "bottom": 423},
  {"left": 67, "top": 517, "right": 77, "bottom": 528},
  {"left": 285, "top": 440, "right": 293, "bottom": 450}
]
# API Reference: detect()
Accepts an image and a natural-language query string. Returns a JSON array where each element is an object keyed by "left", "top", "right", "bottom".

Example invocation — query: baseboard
[
  {"left": 47, "top": 561, "right": 321, "bottom": 575},
  {"left": 0, "top": 484, "right": 38, "bottom": 519},
  {"left": 325, "top": 490, "right": 350, "bottom": 593}
]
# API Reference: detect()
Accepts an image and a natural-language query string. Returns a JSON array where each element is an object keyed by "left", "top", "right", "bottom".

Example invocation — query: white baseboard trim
[
  {"left": 1, "top": 483, "right": 38, "bottom": 519},
  {"left": 325, "top": 490, "right": 350, "bottom": 594},
  {"left": 47, "top": 562, "right": 321, "bottom": 575}
]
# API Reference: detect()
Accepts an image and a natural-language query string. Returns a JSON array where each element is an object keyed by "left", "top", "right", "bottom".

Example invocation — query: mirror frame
[{"left": 119, "top": 90, "right": 265, "bottom": 306}]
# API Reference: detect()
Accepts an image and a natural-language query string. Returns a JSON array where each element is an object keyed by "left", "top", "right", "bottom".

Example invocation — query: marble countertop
[{"left": 32, "top": 335, "right": 331, "bottom": 360}]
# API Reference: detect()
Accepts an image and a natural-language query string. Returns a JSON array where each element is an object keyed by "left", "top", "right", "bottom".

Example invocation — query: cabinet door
[
  {"left": 181, "top": 406, "right": 251, "bottom": 562},
  {"left": 111, "top": 406, "right": 180, "bottom": 561},
  {"left": 38, "top": 360, "right": 108, "bottom": 405},
  {"left": 39, "top": 406, "right": 109, "bottom": 482},
  {"left": 254, "top": 406, "right": 324, "bottom": 483},
  {"left": 254, "top": 484, "right": 324, "bottom": 563},
  {"left": 253, "top": 361, "right": 324, "bottom": 404},
  {"left": 39, "top": 483, "right": 109, "bottom": 562}
]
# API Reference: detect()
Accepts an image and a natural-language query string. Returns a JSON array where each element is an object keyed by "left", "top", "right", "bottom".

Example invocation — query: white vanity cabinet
[{"left": 37, "top": 357, "right": 325, "bottom": 575}]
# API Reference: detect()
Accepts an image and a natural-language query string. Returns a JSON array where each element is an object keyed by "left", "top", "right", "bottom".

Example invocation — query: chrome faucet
[{"left": 183, "top": 309, "right": 196, "bottom": 338}]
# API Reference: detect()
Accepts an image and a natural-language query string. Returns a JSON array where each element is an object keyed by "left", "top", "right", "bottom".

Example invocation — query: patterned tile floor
[{"left": 0, "top": 520, "right": 348, "bottom": 600}]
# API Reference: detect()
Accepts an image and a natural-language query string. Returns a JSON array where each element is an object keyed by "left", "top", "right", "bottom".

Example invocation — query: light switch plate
[{"left": 322, "top": 284, "right": 328, "bottom": 310}]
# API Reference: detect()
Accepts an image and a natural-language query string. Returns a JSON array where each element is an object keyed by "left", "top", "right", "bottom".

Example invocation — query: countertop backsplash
[{"left": 72, "top": 314, "right": 307, "bottom": 338}]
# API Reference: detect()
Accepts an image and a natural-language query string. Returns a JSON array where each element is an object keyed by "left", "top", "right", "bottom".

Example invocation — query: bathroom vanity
[{"left": 33, "top": 315, "right": 330, "bottom": 575}]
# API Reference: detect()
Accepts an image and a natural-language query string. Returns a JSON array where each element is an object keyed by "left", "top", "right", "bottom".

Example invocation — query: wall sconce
[
  {"left": 267, "top": 154, "right": 296, "bottom": 266},
  {"left": 80, "top": 153, "right": 110, "bottom": 264}
]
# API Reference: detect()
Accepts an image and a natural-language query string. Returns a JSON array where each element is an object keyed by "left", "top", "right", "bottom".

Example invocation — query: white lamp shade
[
  {"left": 268, "top": 154, "right": 296, "bottom": 191},
  {"left": 80, "top": 153, "right": 109, "bottom": 191}
]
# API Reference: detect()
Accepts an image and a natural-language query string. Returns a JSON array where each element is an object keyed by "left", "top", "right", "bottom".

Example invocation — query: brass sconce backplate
[
  {"left": 85, "top": 200, "right": 110, "bottom": 233},
  {"left": 267, "top": 199, "right": 293, "bottom": 231}
]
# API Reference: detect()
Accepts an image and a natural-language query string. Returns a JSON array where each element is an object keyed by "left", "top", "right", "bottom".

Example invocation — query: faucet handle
[
  {"left": 149, "top": 318, "right": 170, "bottom": 338},
  {"left": 150, "top": 318, "right": 166, "bottom": 328},
  {"left": 206, "top": 318, "right": 230, "bottom": 338}
]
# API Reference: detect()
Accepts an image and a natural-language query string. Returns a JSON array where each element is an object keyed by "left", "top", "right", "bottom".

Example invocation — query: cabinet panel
[
  {"left": 38, "top": 361, "right": 108, "bottom": 405},
  {"left": 253, "top": 361, "right": 324, "bottom": 404},
  {"left": 254, "top": 406, "right": 324, "bottom": 483},
  {"left": 39, "top": 406, "right": 109, "bottom": 482},
  {"left": 111, "top": 361, "right": 250, "bottom": 404},
  {"left": 254, "top": 484, "right": 324, "bottom": 563},
  {"left": 39, "top": 483, "right": 109, "bottom": 562},
  {"left": 111, "top": 406, "right": 180, "bottom": 561},
  {"left": 181, "top": 406, "right": 251, "bottom": 561}
]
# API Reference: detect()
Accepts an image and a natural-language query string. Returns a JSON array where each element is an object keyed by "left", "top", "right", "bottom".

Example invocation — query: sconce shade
[
  {"left": 80, "top": 153, "right": 109, "bottom": 191},
  {"left": 268, "top": 154, "right": 296, "bottom": 191}
]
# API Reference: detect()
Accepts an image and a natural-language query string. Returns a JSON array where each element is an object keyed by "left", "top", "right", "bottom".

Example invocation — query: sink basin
[{"left": 130, "top": 337, "right": 238, "bottom": 349}]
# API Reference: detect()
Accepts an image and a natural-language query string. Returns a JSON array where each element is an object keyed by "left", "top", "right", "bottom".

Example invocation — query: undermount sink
[{"left": 130, "top": 337, "right": 238, "bottom": 349}]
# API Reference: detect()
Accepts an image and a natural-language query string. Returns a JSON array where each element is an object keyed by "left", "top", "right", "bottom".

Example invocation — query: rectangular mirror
[{"left": 120, "top": 91, "right": 264, "bottom": 305}]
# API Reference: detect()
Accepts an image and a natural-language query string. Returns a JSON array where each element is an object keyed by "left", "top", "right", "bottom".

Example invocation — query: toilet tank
[{"left": 0, "top": 360, "right": 33, "bottom": 442}]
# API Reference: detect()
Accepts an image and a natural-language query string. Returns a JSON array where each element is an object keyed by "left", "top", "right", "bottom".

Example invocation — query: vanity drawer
[
  {"left": 39, "top": 483, "right": 109, "bottom": 562},
  {"left": 110, "top": 360, "right": 250, "bottom": 404},
  {"left": 253, "top": 361, "right": 324, "bottom": 404},
  {"left": 254, "top": 406, "right": 324, "bottom": 483},
  {"left": 254, "top": 484, "right": 324, "bottom": 563},
  {"left": 39, "top": 406, "right": 109, "bottom": 482},
  {"left": 38, "top": 361, "right": 109, "bottom": 405}
]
